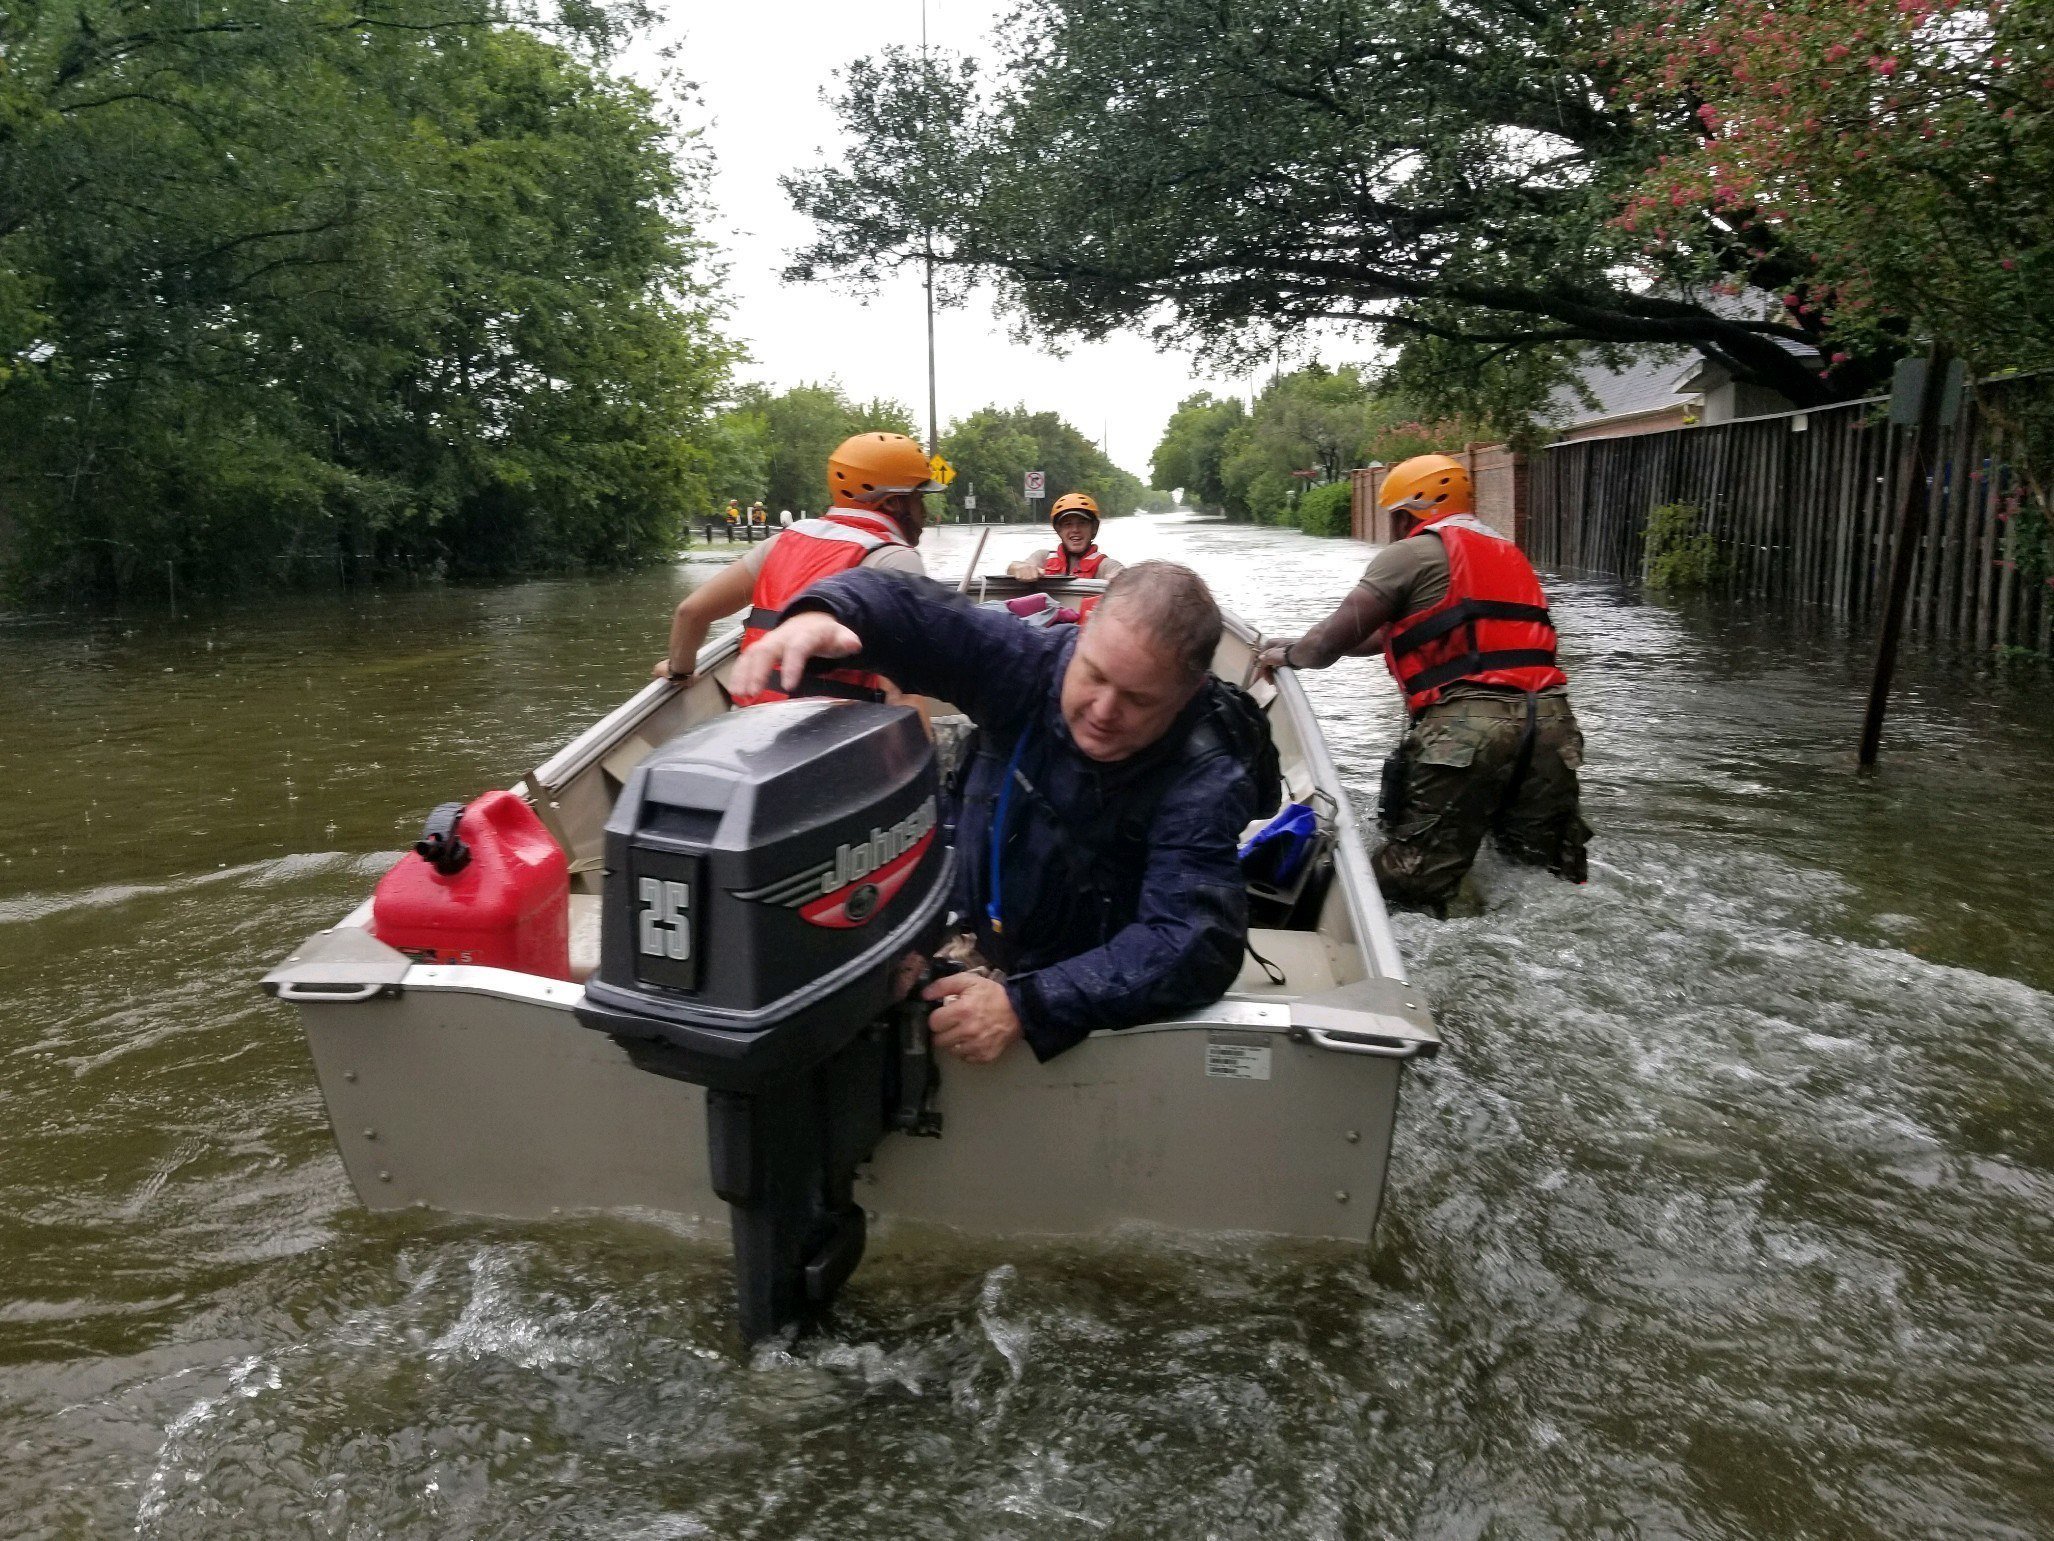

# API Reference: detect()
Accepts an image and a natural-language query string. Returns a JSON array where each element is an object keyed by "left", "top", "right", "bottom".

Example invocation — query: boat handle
[
  {"left": 273, "top": 980, "right": 389, "bottom": 1003},
  {"left": 1300, "top": 1025, "right": 1427, "bottom": 1060}
]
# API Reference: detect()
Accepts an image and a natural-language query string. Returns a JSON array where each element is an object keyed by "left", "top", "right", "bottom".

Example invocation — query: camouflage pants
[{"left": 1373, "top": 691, "right": 1591, "bottom": 912}]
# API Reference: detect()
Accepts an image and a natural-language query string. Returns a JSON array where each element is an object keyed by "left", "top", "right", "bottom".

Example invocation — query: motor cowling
[{"left": 574, "top": 699, "right": 955, "bottom": 1341}]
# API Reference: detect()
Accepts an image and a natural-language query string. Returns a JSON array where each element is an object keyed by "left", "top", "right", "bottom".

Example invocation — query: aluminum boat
[{"left": 263, "top": 574, "right": 1439, "bottom": 1318}]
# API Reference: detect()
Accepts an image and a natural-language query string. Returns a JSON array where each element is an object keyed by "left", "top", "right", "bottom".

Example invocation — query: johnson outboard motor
[{"left": 576, "top": 699, "right": 954, "bottom": 1341}]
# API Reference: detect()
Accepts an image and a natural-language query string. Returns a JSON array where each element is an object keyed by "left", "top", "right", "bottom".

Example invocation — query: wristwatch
[{"left": 1281, "top": 642, "right": 1299, "bottom": 669}]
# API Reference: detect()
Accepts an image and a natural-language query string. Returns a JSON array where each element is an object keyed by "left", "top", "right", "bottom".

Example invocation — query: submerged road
[{"left": 1, "top": 513, "right": 2050, "bottom": 1538}]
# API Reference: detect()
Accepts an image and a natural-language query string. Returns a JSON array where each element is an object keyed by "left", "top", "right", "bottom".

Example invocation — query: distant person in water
[
  {"left": 1258, "top": 454, "right": 1589, "bottom": 913},
  {"left": 1007, "top": 494, "right": 1125, "bottom": 581},
  {"left": 654, "top": 435, "right": 949, "bottom": 708}
]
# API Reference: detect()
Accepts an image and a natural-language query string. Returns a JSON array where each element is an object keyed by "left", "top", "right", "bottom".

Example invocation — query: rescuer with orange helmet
[
  {"left": 1256, "top": 453, "right": 1590, "bottom": 912},
  {"left": 654, "top": 433, "right": 951, "bottom": 706},
  {"left": 1007, "top": 492, "right": 1126, "bottom": 581}
]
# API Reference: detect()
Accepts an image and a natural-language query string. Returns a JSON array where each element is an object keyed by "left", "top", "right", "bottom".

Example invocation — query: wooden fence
[{"left": 1524, "top": 380, "right": 2053, "bottom": 657}]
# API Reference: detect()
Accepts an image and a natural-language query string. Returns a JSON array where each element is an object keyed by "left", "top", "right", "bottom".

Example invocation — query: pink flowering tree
[{"left": 1607, "top": 0, "right": 2054, "bottom": 378}]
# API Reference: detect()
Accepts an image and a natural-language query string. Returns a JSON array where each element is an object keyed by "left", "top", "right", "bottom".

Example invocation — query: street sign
[
  {"left": 1024, "top": 470, "right": 1046, "bottom": 499},
  {"left": 964, "top": 492, "right": 976, "bottom": 511}
]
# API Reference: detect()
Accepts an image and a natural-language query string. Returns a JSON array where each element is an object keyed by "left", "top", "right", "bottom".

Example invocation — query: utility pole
[
  {"left": 921, "top": 0, "right": 939, "bottom": 456},
  {"left": 925, "top": 239, "right": 938, "bottom": 456}
]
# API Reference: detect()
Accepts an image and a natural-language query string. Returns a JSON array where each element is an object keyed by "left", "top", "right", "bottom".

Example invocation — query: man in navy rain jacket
[{"left": 727, "top": 561, "right": 1257, "bottom": 1065}]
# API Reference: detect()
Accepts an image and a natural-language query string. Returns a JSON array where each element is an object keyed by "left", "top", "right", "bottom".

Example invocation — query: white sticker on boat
[{"left": 1205, "top": 1042, "right": 1271, "bottom": 1081}]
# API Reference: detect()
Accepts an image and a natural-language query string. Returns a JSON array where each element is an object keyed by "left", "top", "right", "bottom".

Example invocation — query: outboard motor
[{"left": 576, "top": 700, "right": 954, "bottom": 1341}]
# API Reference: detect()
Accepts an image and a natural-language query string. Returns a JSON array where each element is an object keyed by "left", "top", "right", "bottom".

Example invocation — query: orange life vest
[
  {"left": 1042, "top": 545, "right": 1107, "bottom": 578},
  {"left": 1384, "top": 514, "right": 1566, "bottom": 714},
  {"left": 733, "top": 510, "right": 909, "bottom": 706}
]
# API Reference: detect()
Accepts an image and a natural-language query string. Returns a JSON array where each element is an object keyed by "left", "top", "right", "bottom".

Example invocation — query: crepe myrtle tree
[
  {"left": 1607, "top": 0, "right": 2054, "bottom": 380},
  {"left": 783, "top": 0, "right": 1868, "bottom": 425}
]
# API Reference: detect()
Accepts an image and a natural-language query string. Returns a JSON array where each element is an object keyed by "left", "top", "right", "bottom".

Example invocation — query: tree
[
  {"left": 1607, "top": 0, "right": 2054, "bottom": 378},
  {"left": 0, "top": 0, "right": 738, "bottom": 597},
  {"left": 939, "top": 405, "right": 1144, "bottom": 523},
  {"left": 1159, "top": 364, "right": 1473, "bottom": 532},
  {"left": 1151, "top": 394, "right": 1246, "bottom": 515},
  {"left": 730, "top": 381, "right": 915, "bottom": 513},
  {"left": 784, "top": 0, "right": 1866, "bottom": 429}
]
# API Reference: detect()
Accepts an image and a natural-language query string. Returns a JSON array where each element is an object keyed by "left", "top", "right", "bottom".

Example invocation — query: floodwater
[{"left": 3, "top": 514, "right": 2051, "bottom": 1539}]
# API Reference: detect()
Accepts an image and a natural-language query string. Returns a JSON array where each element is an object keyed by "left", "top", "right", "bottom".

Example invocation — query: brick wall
[{"left": 1350, "top": 443, "right": 1528, "bottom": 545}]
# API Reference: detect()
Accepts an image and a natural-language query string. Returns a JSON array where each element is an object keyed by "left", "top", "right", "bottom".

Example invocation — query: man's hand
[
  {"left": 924, "top": 972, "right": 1024, "bottom": 1064},
  {"left": 1005, "top": 558, "right": 1042, "bottom": 581},
  {"left": 1255, "top": 637, "right": 1299, "bottom": 681},
  {"left": 728, "top": 612, "right": 863, "bottom": 698},
  {"left": 652, "top": 658, "right": 691, "bottom": 684}
]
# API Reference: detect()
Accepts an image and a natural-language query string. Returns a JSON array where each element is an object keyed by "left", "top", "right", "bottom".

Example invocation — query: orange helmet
[
  {"left": 1050, "top": 492, "right": 1100, "bottom": 530},
  {"left": 1377, "top": 454, "right": 1472, "bottom": 522},
  {"left": 828, "top": 433, "right": 951, "bottom": 506}
]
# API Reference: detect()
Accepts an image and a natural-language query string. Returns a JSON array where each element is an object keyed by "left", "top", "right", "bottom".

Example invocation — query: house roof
[
  {"left": 1542, "top": 287, "right": 1822, "bottom": 431},
  {"left": 1545, "top": 349, "right": 1698, "bottom": 428}
]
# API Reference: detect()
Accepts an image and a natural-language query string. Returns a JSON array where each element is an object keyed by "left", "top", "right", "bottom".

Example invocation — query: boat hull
[
  {"left": 267, "top": 572, "right": 1438, "bottom": 1256},
  {"left": 288, "top": 960, "right": 1418, "bottom": 1243}
]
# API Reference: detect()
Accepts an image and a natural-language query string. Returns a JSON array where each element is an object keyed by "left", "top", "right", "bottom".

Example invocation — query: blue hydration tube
[{"left": 985, "top": 729, "right": 1032, "bottom": 935}]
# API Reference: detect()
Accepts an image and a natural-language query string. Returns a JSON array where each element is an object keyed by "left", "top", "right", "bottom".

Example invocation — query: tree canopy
[
  {"left": 1608, "top": 0, "right": 2054, "bottom": 379},
  {"left": 1153, "top": 365, "right": 1470, "bottom": 533},
  {"left": 1, "top": 0, "right": 737, "bottom": 598},
  {"left": 788, "top": 0, "right": 2053, "bottom": 425},
  {"left": 938, "top": 405, "right": 1145, "bottom": 523},
  {"left": 720, "top": 382, "right": 916, "bottom": 514}
]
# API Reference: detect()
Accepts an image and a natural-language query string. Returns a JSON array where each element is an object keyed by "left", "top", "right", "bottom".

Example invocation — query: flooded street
[{"left": 3, "top": 514, "right": 2051, "bottom": 1539}]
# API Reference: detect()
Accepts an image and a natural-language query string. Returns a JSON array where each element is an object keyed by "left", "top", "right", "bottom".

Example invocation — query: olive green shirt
[{"left": 1357, "top": 533, "right": 1450, "bottom": 616}]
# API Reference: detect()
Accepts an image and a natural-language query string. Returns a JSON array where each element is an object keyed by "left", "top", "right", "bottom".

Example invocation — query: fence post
[{"left": 1859, "top": 345, "right": 1955, "bottom": 767}]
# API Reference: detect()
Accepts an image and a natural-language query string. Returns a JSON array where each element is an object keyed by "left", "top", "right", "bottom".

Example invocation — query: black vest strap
[
  {"left": 1406, "top": 648, "right": 1559, "bottom": 695},
  {"left": 745, "top": 606, "right": 783, "bottom": 633},
  {"left": 1389, "top": 598, "right": 1553, "bottom": 657}
]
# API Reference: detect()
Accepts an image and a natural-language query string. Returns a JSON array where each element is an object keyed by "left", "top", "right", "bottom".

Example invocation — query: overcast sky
[{"left": 625, "top": 1, "right": 1258, "bottom": 483}]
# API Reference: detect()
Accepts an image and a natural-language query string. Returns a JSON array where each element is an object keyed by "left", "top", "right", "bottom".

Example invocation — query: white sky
[{"left": 625, "top": 1, "right": 1256, "bottom": 483}]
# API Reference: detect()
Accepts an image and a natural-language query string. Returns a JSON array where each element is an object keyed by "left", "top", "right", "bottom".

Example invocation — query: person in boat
[
  {"left": 653, "top": 434, "right": 948, "bottom": 704},
  {"left": 729, "top": 561, "right": 1260, "bottom": 1066},
  {"left": 1006, "top": 493, "right": 1125, "bottom": 582},
  {"left": 1257, "top": 454, "right": 1589, "bottom": 912}
]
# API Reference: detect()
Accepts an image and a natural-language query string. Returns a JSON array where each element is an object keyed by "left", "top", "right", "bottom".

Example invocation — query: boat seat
[{"left": 1231, "top": 928, "right": 1338, "bottom": 997}]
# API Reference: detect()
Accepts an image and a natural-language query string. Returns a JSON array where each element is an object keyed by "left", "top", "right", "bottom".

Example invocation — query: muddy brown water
[{"left": 2, "top": 515, "right": 2051, "bottom": 1538}]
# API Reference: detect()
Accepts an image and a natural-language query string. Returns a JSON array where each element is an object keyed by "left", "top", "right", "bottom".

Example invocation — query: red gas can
[{"left": 370, "top": 789, "right": 571, "bottom": 979}]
